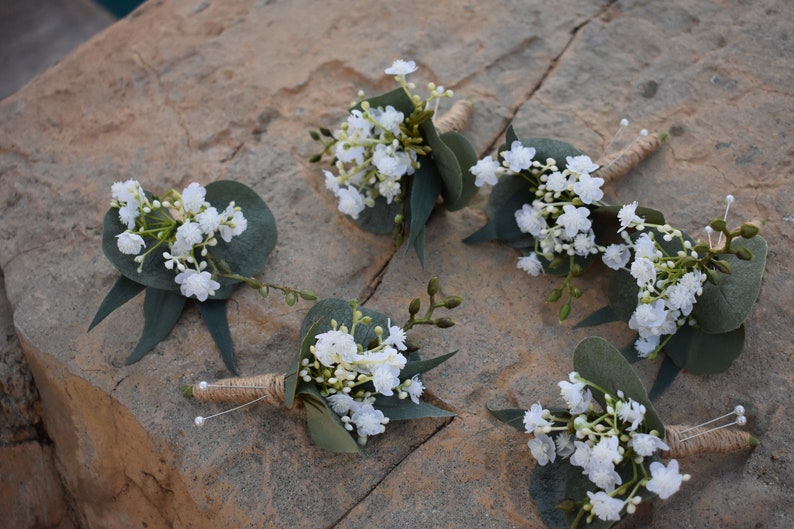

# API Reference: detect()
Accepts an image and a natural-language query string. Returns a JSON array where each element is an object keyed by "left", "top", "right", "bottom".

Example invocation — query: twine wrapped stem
[
  {"left": 433, "top": 99, "right": 473, "bottom": 135},
  {"left": 188, "top": 373, "right": 286, "bottom": 405},
  {"left": 597, "top": 131, "right": 665, "bottom": 187},
  {"left": 664, "top": 424, "right": 759, "bottom": 459}
]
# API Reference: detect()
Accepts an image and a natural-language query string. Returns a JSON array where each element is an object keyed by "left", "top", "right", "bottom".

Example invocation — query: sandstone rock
[{"left": 1, "top": 0, "right": 793, "bottom": 528}]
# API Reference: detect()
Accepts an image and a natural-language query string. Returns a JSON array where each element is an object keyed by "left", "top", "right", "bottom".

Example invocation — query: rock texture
[{"left": 1, "top": 0, "right": 793, "bottom": 528}]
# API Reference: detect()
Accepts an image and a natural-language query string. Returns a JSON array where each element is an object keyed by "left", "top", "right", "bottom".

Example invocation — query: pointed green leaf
[
  {"left": 407, "top": 160, "right": 442, "bottom": 265},
  {"left": 648, "top": 355, "right": 682, "bottom": 400},
  {"left": 285, "top": 319, "right": 323, "bottom": 409},
  {"left": 607, "top": 268, "right": 640, "bottom": 322},
  {"left": 573, "top": 305, "right": 620, "bottom": 329},
  {"left": 419, "top": 119, "right": 463, "bottom": 207},
  {"left": 299, "top": 385, "right": 363, "bottom": 454},
  {"left": 88, "top": 275, "right": 145, "bottom": 331},
  {"left": 664, "top": 324, "right": 745, "bottom": 374},
  {"left": 197, "top": 299, "right": 237, "bottom": 375},
  {"left": 352, "top": 196, "right": 402, "bottom": 234},
  {"left": 354, "top": 87, "right": 415, "bottom": 116},
  {"left": 487, "top": 407, "right": 527, "bottom": 432},
  {"left": 530, "top": 461, "right": 571, "bottom": 529},
  {"left": 692, "top": 236, "right": 766, "bottom": 334},
  {"left": 439, "top": 131, "right": 479, "bottom": 211},
  {"left": 125, "top": 287, "right": 186, "bottom": 364},
  {"left": 463, "top": 173, "right": 534, "bottom": 244},
  {"left": 573, "top": 337, "right": 664, "bottom": 435},
  {"left": 400, "top": 351, "right": 457, "bottom": 380},
  {"left": 373, "top": 395, "right": 455, "bottom": 420}
]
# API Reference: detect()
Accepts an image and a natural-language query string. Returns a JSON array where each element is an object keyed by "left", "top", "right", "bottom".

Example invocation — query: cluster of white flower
[
  {"left": 110, "top": 180, "right": 247, "bottom": 301},
  {"left": 322, "top": 59, "right": 452, "bottom": 220},
  {"left": 602, "top": 205, "right": 707, "bottom": 358},
  {"left": 472, "top": 141, "right": 605, "bottom": 276},
  {"left": 300, "top": 315, "right": 424, "bottom": 445},
  {"left": 523, "top": 372, "right": 688, "bottom": 523}
]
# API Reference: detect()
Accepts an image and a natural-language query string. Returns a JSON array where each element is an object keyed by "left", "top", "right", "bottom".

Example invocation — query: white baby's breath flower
[
  {"left": 523, "top": 402, "right": 551, "bottom": 433},
  {"left": 616, "top": 398, "right": 646, "bottom": 431},
  {"left": 556, "top": 205, "right": 592, "bottom": 238},
  {"left": 196, "top": 206, "right": 222, "bottom": 234},
  {"left": 384, "top": 59, "right": 418, "bottom": 76},
  {"left": 471, "top": 156, "right": 501, "bottom": 187},
  {"left": 336, "top": 186, "right": 366, "bottom": 219},
  {"left": 602, "top": 243, "right": 631, "bottom": 270},
  {"left": 117, "top": 202, "right": 140, "bottom": 229},
  {"left": 405, "top": 375, "right": 424, "bottom": 404},
  {"left": 514, "top": 202, "right": 546, "bottom": 237},
  {"left": 565, "top": 155, "right": 599, "bottom": 176},
  {"left": 327, "top": 393, "right": 358, "bottom": 415},
  {"left": 572, "top": 172, "right": 604, "bottom": 204},
  {"left": 181, "top": 182, "right": 207, "bottom": 213},
  {"left": 586, "top": 491, "right": 624, "bottom": 522},
  {"left": 630, "top": 257, "right": 657, "bottom": 287},
  {"left": 559, "top": 373, "right": 592, "bottom": 415},
  {"left": 646, "top": 459, "right": 686, "bottom": 499},
  {"left": 383, "top": 320, "right": 408, "bottom": 351},
  {"left": 313, "top": 329, "right": 360, "bottom": 367},
  {"left": 617, "top": 201, "right": 644, "bottom": 232},
  {"left": 177, "top": 220, "right": 204, "bottom": 247},
  {"left": 116, "top": 232, "right": 145, "bottom": 255},
  {"left": 174, "top": 269, "right": 220, "bottom": 302},
  {"left": 527, "top": 433, "right": 557, "bottom": 466},
  {"left": 502, "top": 141, "right": 536, "bottom": 172},
  {"left": 629, "top": 433, "right": 669, "bottom": 457},
  {"left": 219, "top": 205, "right": 247, "bottom": 242},
  {"left": 351, "top": 403, "right": 388, "bottom": 437},
  {"left": 517, "top": 253, "right": 544, "bottom": 277}
]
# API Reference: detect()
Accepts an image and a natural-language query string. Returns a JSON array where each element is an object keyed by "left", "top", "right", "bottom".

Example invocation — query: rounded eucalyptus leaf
[
  {"left": 463, "top": 174, "right": 535, "bottom": 244},
  {"left": 102, "top": 180, "right": 276, "bottom": 300},
  {"left": 420, "top": 118, "right": 463, "bottom": 207},
  {"left": 665, "top": 324, "right": 745, "bottom": 374},
  {"left": 692, "top": 235, "right": 767, "bottom": 334},
  {"left": 351, "top": 196, "right": 402, "bottom": 234},
  {"left": 298, "top": 298, "right": 391, "bottom": 353},
  {"left": 439, "top": 131, "right": 479, "bottom": 211},
  {"left": 513, "top": 137, "right": 584, "bottom": 168},
  {"left": 573, "top": 337, "right": 664, "bottom": 435}
]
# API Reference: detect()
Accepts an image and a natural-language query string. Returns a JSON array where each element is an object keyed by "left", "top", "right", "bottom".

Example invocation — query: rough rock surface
[{"left": 1, "top": 0, "right": 793, "bottom": 528}]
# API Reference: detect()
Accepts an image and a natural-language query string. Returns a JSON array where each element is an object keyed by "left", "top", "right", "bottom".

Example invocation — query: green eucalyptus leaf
[
  {"left": 607, "top": 268, "right": 640, "bottom": 322},
  {"left": 125, "top": 287, "right": 186, "bottom": 364},
  {"left": 692, "top": 236, "right": 767, "bottom": 334},
  {"left": 203, "top": 180, "right": 277, "bottom": 299},
  {"left": 88, "top": 275, "right": 145, "bottom": 331},
  {"left": 352, "top": 196, "right": 402, "bottom": 234},
  {"left": 530, "top": 462, "right": 571, "bottom": 529},
  {"left": 420, "top": 119, "right": 463, "bottom": 207},
  {"left": 573, "top": 305, "right": 620, "bottom": 329},
  {"left": 664, "top": 324, "right": 745, "bottom": 374},
  {"left": 439, "top": 131, "right": 479, "bottom": 211},
  {"left": 102, "top": 180, "right": 276, "bottom": 300},
  {"left": 517, "top": 137, "right": 584, "bottom": 169},
  {"left": 573, "top": 337, "right": 664, "bottom": 435},
  {"left": 197, "top": 299, "right": 237, "bottom": 375},
  {"left": 463, "top": 174, "right": 534, "bottom": 244},
  {"left": 354, "top": 87, "right": 415, "bottom": 116},
  {"left": 299, "top": 385, "right": 363, "bottom": 454},
  {"left": 373, "top": 395, "right": 455, "bottom": 420},
  {"left": 285, "top": 319, "right": 323, "bottom": 409},
  {"left": 400, "top": 351, "right": 457, "bottom": 380},
  {"left": 487, "top": 407, "right": 526, "bottom": 432},
  {"left": 407, "top": 160, "right": 442, "bottom": 266},
  {"left": 648, "top": 354, "right": 682, "bottom": 400}
]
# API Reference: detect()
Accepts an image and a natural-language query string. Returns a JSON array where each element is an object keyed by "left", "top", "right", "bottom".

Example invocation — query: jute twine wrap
[
  {"left": 665, "top": 424, "right": 756, "bottom": 459},
  {"left": 433, "top": 99, "right": 473, "bottom": 135},
  {"left": 597, "top": 132, "right": 664, "bottom": 186},
  {"left": 191, "top": 373, "right": 286, "bottom": 405}
]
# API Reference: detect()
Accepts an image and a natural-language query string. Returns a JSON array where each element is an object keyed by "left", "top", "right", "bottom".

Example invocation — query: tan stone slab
[{"left": 2, "top": 0, "right": 793, "bottom": 528}]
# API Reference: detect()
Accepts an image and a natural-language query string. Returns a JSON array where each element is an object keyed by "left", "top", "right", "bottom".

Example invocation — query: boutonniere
[
  {"left": 89, "top": 180, "right": 315, "bottom": 373},
  {"left": 491, "top": 337, "right": 756, "bottom": 528},
  {"left": 311, "top": 59, "right": 479, "bottom": 265},
  {"left": 466, "top": 123, "right": 766, "bottom": 392},
  {"left": 185, "top": 277, "right": 461, "bottom": 454}
]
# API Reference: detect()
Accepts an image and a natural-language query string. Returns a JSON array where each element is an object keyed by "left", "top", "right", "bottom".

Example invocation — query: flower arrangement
[
  {"left": 491, "top": 337, "right": 757, "bottom": 528},
  {"left": 311, "top": 59, "right": 479, "bottom": 265},
  {"left": 185, "top": 277, "right": 461, "bottom": 454},
  {"left": 89, "top": 180, "right": 315, "bottom": 373},
  {"left": 466, "top": 124, "right": 767, "bottom": 393}
]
